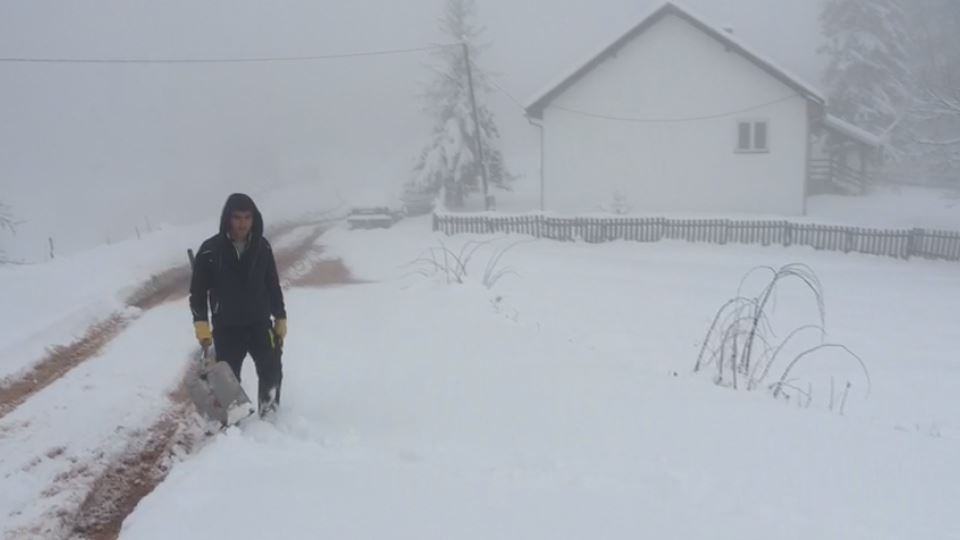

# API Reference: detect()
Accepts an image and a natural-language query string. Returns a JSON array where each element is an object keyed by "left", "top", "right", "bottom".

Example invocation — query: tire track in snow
[
  {"left": 0, "top": 220, "right": 332, "bottom": 422},
  {"left": 63, "top": 230, "right": 362, "bottom": 540},
  {"left": 8, "top": 221, "right": 359, "bottom": 539},
  {"left": 0, "top": 315, "right": 132, "bottom": 420}
]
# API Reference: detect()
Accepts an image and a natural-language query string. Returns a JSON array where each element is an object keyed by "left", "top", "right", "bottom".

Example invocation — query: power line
[
  {"left": 4, "top": 42, "right": 803, "bottom": 124},
  {"left": 472, "top": 59, "right": 797, "bottom": 123},
  {"left": 0, "top": 44, "right": 457, "bottom": 64},
  {"left": 547, "top": 94, "right": 800, "bottom": 123},
  {"left": 486, "top": 75, "right": 529, "bottom": 112},
  {"left": 468, "top": 61, "right": 528, "bottom": 111}
]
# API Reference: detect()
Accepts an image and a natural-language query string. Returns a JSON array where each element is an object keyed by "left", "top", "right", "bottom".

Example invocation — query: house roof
[
  {"left": 824, "top": 114, "right": 884, "bottom": 148},
  {"left": 524, "top": 1, "right": 826, "bottom": 119}
]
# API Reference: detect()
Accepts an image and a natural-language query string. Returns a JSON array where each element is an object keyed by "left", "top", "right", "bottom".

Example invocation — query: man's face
[{"left": 229, "top": 210, "right": 253, "bottom": 240}]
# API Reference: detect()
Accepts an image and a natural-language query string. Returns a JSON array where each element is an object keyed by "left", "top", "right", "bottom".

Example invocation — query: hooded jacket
[{"left": 189, "top": 193, "right": 286, "bottom": 327}]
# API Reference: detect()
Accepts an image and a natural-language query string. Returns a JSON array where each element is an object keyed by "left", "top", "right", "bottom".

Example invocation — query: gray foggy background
[{"left": 0, "top": 0, "right": 823, "bottom": 260}]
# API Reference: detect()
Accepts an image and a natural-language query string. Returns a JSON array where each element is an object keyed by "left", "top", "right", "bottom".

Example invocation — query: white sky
[{"left": 0, "top": 0, "right": 824, "bottom": 259}]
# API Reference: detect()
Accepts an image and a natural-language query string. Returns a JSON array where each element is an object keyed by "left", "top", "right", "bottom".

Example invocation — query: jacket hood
[{"left": 219, "top": 193, "right": 264, "bottom": 241}]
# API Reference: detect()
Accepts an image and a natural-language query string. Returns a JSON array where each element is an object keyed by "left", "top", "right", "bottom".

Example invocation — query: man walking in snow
[{"left": 189, "top": 193, "right": 287, "bottom": 416}]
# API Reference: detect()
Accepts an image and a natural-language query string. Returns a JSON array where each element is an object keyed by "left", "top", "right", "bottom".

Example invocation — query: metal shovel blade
[{"left": 187, "top": 346, "right": 256, "bottom": 426}]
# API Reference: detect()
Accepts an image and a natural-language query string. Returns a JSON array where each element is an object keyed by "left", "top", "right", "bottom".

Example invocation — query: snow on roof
[
  {"left": 525, "top": 1, "right": 826, "bottom": 119},
  {"left": 824, "top": 114, "right": 884, "bottom": 148}
]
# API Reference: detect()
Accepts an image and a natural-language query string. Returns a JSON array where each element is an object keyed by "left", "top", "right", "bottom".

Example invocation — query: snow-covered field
[
  {"left": 109, "top": 216, "right": 957, "bottom": 539},
  {"left": 1, "top": 189, "right": 959, "bottom": 538}
]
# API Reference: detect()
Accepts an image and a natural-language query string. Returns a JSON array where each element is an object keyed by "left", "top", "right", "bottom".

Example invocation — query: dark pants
[{"left": 213, "top": 321, "right": 282, "bottom": 407}]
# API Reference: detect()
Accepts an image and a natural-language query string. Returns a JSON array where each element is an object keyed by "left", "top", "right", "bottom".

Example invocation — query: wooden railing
[{"left": 809, "top": 158, "right": 866, "bottom": 195}]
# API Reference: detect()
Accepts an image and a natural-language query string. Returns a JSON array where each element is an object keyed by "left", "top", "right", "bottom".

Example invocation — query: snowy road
[{"left": 0, "top": 222, "right": 336, "bottom": 539}]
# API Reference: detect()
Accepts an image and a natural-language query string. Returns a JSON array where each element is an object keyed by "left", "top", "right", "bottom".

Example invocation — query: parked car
[{"left": 346, "top": 205, "right": 404, "bottom": 230}]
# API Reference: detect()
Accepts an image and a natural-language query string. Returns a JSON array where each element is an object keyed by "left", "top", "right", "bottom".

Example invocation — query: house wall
[{"left": 541, "top": 14, "right": 810, "bottom": 216}]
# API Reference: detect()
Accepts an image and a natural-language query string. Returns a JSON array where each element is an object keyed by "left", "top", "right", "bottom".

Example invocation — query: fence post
[
  {"left": 48, "top": 237, "right": 55, "bottom": 260},
  {"left": 783, "top": 222, "right": 793, "bottom": 247},
  {"left": 432, "top": 213, "right": 439, "bottom": 233},
  {"left": 905, "top": 228, "right": 924, "bottom": 260},
  {"left": 843, "top": 229, "right": 854, "bottom": 254}
]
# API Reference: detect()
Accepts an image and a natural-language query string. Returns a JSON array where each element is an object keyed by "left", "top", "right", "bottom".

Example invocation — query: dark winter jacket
[{"left": 189, "top": 193, "right": 286, "bottom": 328}]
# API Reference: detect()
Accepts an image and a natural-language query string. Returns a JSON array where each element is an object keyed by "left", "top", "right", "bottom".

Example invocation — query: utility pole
[
  {"left": 529, "top": 119, "right": 545, "bottom": 211},
  {"left": 462, "top": 41, "right": 491, "bottom": 210}
]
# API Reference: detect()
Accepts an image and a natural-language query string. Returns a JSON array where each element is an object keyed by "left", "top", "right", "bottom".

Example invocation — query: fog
[{"left": 0, "top": 0, "right": 823, "bottom": 259}]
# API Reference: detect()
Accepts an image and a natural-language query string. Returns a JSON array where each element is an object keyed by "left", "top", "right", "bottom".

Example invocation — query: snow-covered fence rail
[{"left": 432, "top": 214, "right": 960, "bottom": 262}]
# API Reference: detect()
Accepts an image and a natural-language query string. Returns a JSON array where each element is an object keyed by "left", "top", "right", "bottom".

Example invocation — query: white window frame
[{"left": 736, "top": 119, "right": 769, "bottom": 153}]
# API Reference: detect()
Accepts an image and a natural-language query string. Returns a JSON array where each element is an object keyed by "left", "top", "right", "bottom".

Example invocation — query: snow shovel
[
  {"left": 185, "top": 247, "right": 256, "bottom": 427},
  {"left": 186, "top": 344, "right": 256, "bottom": 427}
]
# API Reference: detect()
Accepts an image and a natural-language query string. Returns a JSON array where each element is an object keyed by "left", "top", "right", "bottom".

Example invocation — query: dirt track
[
  {"left": 61, "top": 224, "right": 360, "bottom": 540},
  {"left": 0, "top": 221, "right": 327, "bottom": 422}
]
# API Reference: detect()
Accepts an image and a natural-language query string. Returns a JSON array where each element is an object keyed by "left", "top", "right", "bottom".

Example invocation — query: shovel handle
[{"left": 198, "top": 344, "right": 215, "bottom": 375}]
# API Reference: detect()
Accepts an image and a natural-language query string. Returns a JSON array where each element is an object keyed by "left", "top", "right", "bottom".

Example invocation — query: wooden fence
[
  {"left": 809, "top": 158, "right": 867, "bottom": 195},
  {"left": 432, "top": 214, "right": 960, "bottom": 262}
]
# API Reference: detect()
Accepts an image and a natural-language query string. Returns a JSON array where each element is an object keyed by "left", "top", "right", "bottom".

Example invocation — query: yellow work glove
[
  {"left": 274, "top": 319, "right": 287, "bottom": 341},
  {"left": 194, "top": 321, "right": 213, "bottom": 348}
]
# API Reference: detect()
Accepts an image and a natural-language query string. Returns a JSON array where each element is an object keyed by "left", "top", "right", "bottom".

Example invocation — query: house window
[{"left": 736, "top": 121, "right": 769, "bottom": 153}]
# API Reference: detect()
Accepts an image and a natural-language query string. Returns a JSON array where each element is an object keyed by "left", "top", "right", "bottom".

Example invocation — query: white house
[{"left": 524, "top": 2, "right": 880, "bottom": 216}]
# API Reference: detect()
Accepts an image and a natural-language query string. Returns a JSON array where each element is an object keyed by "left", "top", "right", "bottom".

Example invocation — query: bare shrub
[
  {"left": 406, "top": 237, "right": 529, "bottom": 288},
  {"left": 694, "top": 264, "right": 870, "bottom": 413}
]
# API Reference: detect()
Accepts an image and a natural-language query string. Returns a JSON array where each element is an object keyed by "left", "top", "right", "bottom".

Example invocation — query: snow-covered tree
[
  {"left": 903, "top": 0, "right": 960, "bottom": 180},
  {"left": 409, "top": 0, "right": 513, "bottom": 209},
  {"left": 0, "top": 203, "right": 12, "bottom": 233},
  {"left": 819, "top": 0, "right": 913, "bottom": 143},
  {"left": 0, "top": 202, "right": 16, "bottom": 262},
  {"left": 820, "top": 0, "right": 960, "bottom": 183}
]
